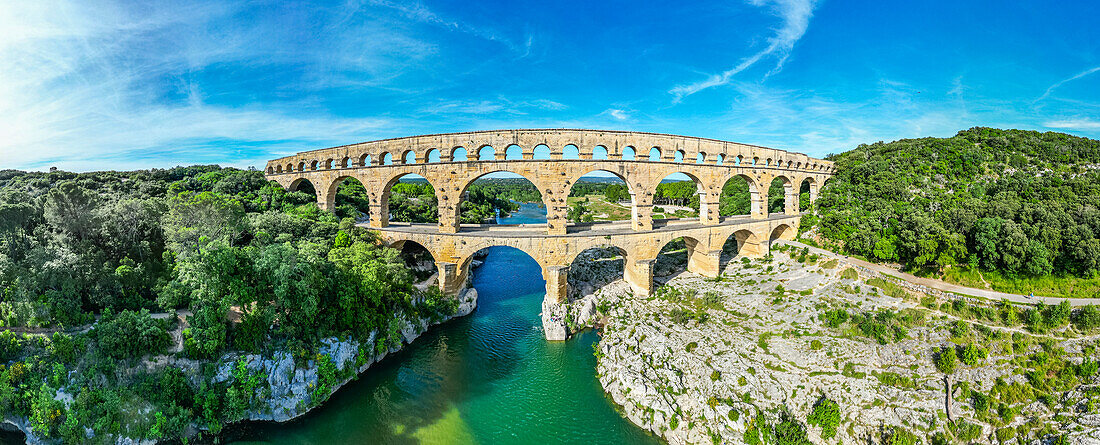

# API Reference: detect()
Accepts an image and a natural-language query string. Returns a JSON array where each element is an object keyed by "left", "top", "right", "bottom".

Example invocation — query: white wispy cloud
[
  {"left": 0, "top": 0, "right": 432, "bottom": 171},
  {"left": 605, "top": 109, "right": 631, "bottom": 121},
  {"left": 1036, "top": 66, "right": 1100, "bottom": 102},
  {"left": 365, "top": 0, "right": 531, "bottom": 55},
  {"left": 669, "top": 0, "right": 817, "bottom": 101},
  {"left": 1044, "top": 118, "right": 1100, "bottom": 130}
]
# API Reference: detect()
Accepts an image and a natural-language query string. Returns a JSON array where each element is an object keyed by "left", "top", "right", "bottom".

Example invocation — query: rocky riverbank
[
  {"left": 579, "top": 246, "right": 1099, "bottom": 444},
  {"left": 3, "top": 288, "right": 478, "bottom": 444}
]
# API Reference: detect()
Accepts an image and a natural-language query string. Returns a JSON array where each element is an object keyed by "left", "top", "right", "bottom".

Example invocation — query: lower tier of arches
[{"left": 371, "top": 216, "right": 799, "bottom": 304}]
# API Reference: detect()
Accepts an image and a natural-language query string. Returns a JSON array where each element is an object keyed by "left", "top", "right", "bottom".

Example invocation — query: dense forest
[
  {"left": 808, "top": 127, "right": 1100, "bottom": 296},
  {"left": 0, "top": 167, "right": 456, "bottom": 441}
]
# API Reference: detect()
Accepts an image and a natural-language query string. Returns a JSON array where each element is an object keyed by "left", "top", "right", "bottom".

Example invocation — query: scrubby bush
[
  {"left": 958, "top": 343, "right": 987, "bottom": 367},
  {"left": 934, "top": 346, "right": 957, "bottom": 374},
  {"left": 807, "top": 397, "right": 841, "bottom": 439}
]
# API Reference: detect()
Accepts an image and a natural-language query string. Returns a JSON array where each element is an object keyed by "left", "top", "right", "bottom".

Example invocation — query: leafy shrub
[
  {"left": 92, "top": 309, "right": 170, "bottom": 359},
  {"left": 958, "top": 343, "right": 987, "bottom": 367},
  {"left": 810, "top": 339, "right": 824, "bottom": 350},
  {"left": 934, "top": 346, "right": 957, "bottom": 374},
  {"left": 1073, "top": 304, "right": 1100, "bottom": 332},
  {"left": 822, "top": 310, "right": 849, "bottom": 328},
  {"left": 807, "top": 397, "right": 841, "bottom": 439}
]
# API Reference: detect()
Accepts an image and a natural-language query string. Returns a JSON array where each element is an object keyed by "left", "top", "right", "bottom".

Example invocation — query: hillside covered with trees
[
  {"left": 807, "top": 127, "right": 1100, "bottom": 297},
  {"left": 0, "top": 167, "right": 457, "bottom": 441}
]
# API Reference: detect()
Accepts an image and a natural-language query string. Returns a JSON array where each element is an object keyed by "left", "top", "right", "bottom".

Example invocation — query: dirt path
[{"left": 781, "top": 240, "right": 1100, "bottom": 306}]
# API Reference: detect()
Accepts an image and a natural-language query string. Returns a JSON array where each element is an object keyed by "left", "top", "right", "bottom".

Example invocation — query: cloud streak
[
  {"left": 1036, "top": 66, "right": 1100, "bottom": 102},
  {"left": 670, "top": 0, "right": 817, "bottom": 101}
]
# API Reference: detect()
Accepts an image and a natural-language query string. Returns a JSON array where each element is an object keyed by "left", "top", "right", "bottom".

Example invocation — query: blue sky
[{"left": 2, "top": 0, "right": 1099, "bottom": 172}]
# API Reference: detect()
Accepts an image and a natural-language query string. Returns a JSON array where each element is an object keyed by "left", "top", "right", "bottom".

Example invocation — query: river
[{"left": 231, "top": 201, "right": 659, "bottom": 444}]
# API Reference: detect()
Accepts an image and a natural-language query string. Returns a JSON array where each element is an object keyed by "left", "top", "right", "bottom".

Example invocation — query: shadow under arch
[
  {"left": 770, "top": 223, "right": 796, "bottom": 242},
  {"left": 719, "top": 228, "right": 764, "bottom": 272},
  {"left": 653, "top": 235, "right": 702, "bottom": 285},
  {"left": 389, "top": 239, "right": 439, "bottom": 284},
  {"left": 457, "top": 169, "right": 545, "bottom": 225},
  {"left": 566, "top": 245, "right": 627, "bottom": 300}
]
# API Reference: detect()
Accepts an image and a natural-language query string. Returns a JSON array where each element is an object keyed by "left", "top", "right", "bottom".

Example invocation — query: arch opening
[
  {"left": 720, "top": 229, "right": 762, "bottom": 272},
  {"left": 695, "top": 152, "right": 706, "bottom": 164},
  {"left": 654, "top": 236, "right": 700, "bottom": 283},
  {"left": 426, "top": 148, "right": 441, "bottom": 163},
  {"left": 768, "top": 176, "right": 793, "bottom": 215},
  {"left": 648, "top": 147, "right": 662, "bottom": 161},
  {"left": 459, "top": 171, "right": 544, "bottom": 226},
  {"left": 478, "top": 145, "right": 496, "bottom": 161},
  {"left": 459, "top": 245, "right": 545, "bottom": 296},
  {"left": 716, "top": 154, "right": 724, "bottom": 165},
  {"left": 382, "top": 153, "right": 394, "bottom": 166},
  {"left": 505, "top": 144, "right": 523, "bottom": 160},
  {"left": 452, "top": 147, "right": 469, "bottom": 162},
  {"left": 719, "top": 174, "right": 757, "bottom": 218},
  {"left": 563, "top": 144, "right": 580, "bottom": 159},
  {"left": 621, "top": 146, "right": 636, "bottom": 160},
  {"left": 566, "top": 246, "right": 626, "bottom": 300},
  {"left": 567, "top": 170, "right": 632, "bottom": 223},
  {"left": 288, "top": 178, "right": 317, "bottom": 196},
  {"left": 403, "top": 150, "right": 416, "bottom": 164},
  {"left": 385, "top": 173, "right": 438, "bottom": 224},
  {"left": 799, "top": 177, "right": 815, "bottom": 211},
  {"left": 330, "top": 176, "right": 371, "bottom": 220},
  {"left": 770, "top": 224, "right": 796, "bottom": 242},
  {"left": 533, "top": 144, "right": 551, "bottom": 160},
  {"left": 592, "top": 145, "right": 609, "bottom": 160},
  {"left": 674, "top": 150, "right": 685, "bottom": 162},
  {"left": 391, "top": 240, "right": 438, "bottom": 285},
  {"left": 652, "top": 172, "right": 700, "bottom": 221},
  {"left": 359, "top": 154, "right": 372, "bottom": 167}
]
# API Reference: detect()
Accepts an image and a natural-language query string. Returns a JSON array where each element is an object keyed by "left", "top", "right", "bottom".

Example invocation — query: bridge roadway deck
[
  {"left": 361, "top": 214, "right": 792, "bottom": 238},
  {"left": 363, "top": 215, "right": 800, "bottom": 300}
]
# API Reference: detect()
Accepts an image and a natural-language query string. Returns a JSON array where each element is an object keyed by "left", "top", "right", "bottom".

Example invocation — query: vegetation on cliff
[{"left": 0, "top": 166, "right": 454, "bottom": 442}]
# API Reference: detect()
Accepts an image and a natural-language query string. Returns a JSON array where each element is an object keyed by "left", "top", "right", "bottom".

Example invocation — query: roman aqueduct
[{"left": 265, "top": 129, "right": 835, "bottom": 302}]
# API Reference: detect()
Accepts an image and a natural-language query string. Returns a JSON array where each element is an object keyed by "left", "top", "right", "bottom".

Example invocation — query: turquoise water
[
  {"left": 497, "top": 201, "right": 547, "bottom": 224},
  {"left": 231, "top": 246, "right": 660, "bottom": 444}
]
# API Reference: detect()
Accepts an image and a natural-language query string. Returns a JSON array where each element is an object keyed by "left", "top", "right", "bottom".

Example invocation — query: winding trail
[{"left": 780, "top": 240, "right": 1100, "bottom": 307}]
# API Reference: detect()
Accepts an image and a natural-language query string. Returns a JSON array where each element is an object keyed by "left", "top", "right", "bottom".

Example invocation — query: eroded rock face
[{"left": 593, "top": 251, "right": 1100, "bottom": 445}]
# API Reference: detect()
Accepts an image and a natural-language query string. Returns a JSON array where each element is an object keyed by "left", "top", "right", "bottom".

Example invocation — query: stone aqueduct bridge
[{"left": 265, "top": 129, "right": 835, "bottom": 302}]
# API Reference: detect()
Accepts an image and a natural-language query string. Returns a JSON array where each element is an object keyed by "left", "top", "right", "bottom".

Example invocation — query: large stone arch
[
  {"left": 288, "top": 177, "right": 317, "bottom": 194},
  {"left": 375, "top": 170, "right": 441, "bottom": 228},
  {"left": 437, "top": 167, "right": 548, "bottom": 233},
  {"left": 720, "top": 173, "right": 765, "bottom": 219},
  {"left": 768, "top": 174, "right": 798, "bottom": 216},
  {"left": 321, "top": 175, "right": 359, "bottom": 214}
]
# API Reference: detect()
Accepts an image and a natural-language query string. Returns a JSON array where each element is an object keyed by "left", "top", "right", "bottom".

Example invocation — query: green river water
[{"left": 232, "top": 236, "right": 661, "bottom": 443}]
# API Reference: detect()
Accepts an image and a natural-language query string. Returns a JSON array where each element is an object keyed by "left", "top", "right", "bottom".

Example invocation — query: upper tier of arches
[{"left": 264, "top": 129, "right": 835, "bottom": 175}]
